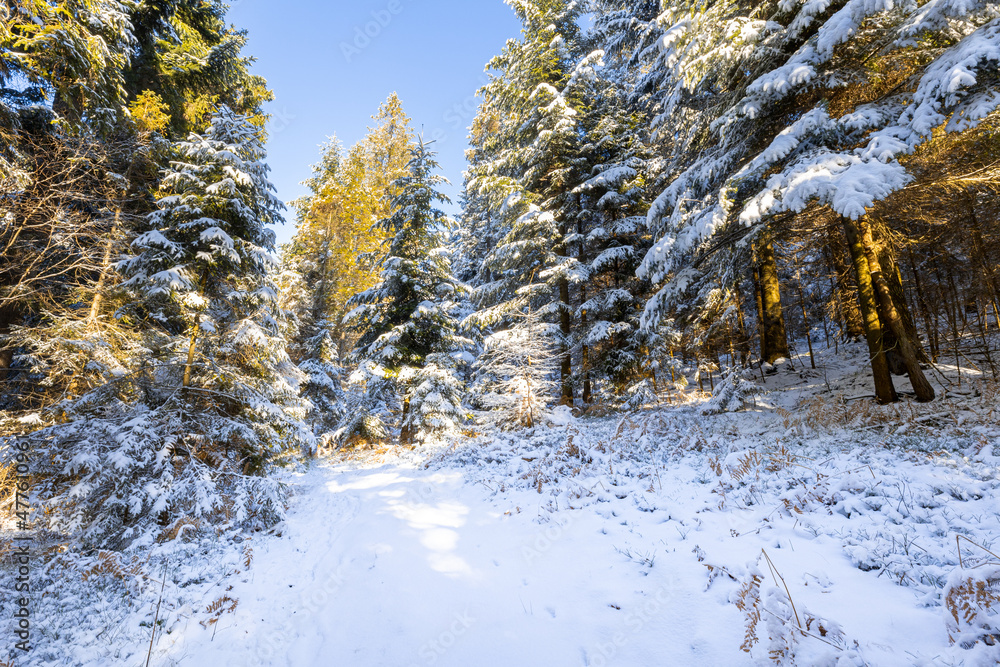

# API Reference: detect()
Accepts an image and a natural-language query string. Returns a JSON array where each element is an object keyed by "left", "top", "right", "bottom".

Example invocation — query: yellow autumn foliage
[
  {"left": 287, "top": 94, "right": 415, "bottom": 361},
  {"left": 129, "top": 90, "right": 171, "bottom": 134}
]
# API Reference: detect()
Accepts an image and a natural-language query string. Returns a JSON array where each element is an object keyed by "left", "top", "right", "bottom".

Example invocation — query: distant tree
[{"left": 474, "top": 306, "right": 561, "bottom": 429}]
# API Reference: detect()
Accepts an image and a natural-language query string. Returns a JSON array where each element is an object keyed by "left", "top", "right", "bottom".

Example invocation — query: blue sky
[{"left": 228, "top": 0, "right": 522, "bottom": 245}]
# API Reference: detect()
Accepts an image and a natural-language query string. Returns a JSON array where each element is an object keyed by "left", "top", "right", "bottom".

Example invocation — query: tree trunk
[
  {"left": 879, "top": 245, "right": 927, "bottom": 364},
  {"left": 0, "top": 304, "right": 19, "bottom": 384},
  {"left": 753, "top": 268, "right": 767, "bottom": 357},
  {"left": 581, "top": 291, "right": 592, "bottom": 404},
  {"left": 907, "top": 246, "right": 937, "bottom": 362},
  {"left": 969, "top": 204, "right": 1000, "bottom": 324},
  {"left": 87, "top": 209, "right": 123, "bottom": 331},
  {"left": 825, "top": 230, "right": 865, "bottom": 339},
  {"left": 873, "top": 294, "right": 907, "bottom": 376},
  {"left": 758, "top": 241, "right": 790, "bottom": 364},
  {"left": 795, "top": 274, "right": 816, "bottom": 369},
  {"left": 858, "top": 219, "right": 934, "bottom": 401},
  {"left": 400, "top": 397, "right": 414, "bottom": 445},
  {"left": 182, "top": 324, "right": 199, "bottom": 389},
  {"left": 579, "top": 222, "right": 592, "bottom": 404},
  {"left": 183, "top": 273, "right": 210, "bottom": 389},
  {"left": 932, "top": 258, "right": 963, "bottom": 382},
  {"left": 842, "top": 218, "right": 898, "bottom": 403},
  {"left": 558, "top": 277, "right": 573, "bottom": 405},
  {"left": 734, "top": 286, "right": 752, "bottom": 365},
  {"left": 0, "top": 347, "right": 12, "bottom": 385}
]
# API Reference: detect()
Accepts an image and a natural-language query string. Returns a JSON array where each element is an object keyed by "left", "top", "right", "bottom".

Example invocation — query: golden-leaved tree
[{"left": 282, "top": 94, "right": 414, "bottom": 434}]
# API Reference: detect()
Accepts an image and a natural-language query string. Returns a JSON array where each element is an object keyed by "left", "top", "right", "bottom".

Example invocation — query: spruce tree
[
  {"left": 12, "top": 106, "right": 305, "bottom": 549},
  {"left": 463, "top": 0, "right": 601, "bottom": 404},
  {"left": 345, "top": 139, "right": 468, "bottom": 444},
  {"left": 123, "top": 0, "right": 273, "bottom": 136},
  {"left": 1, "top": 0, "right": 133, "bottom": 129},
  {"left": 121, "top": 106, "right": 290, "bottom": 393}
]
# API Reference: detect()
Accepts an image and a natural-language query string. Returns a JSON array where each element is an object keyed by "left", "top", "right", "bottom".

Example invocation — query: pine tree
[
  {"left": 1, "top": 0, "right": 133, "bottom": 129},
  {"left": 118, "top": 104, "right": 310, "bottom": 454},
  {"left": 287, "top": 96, "right": 415, "bottom": 365},
  {"left": 345, "top": 138, "right": 468, "bottom": 444},
  {"left": 463, "top": 0, "right": 601, "bottom": 404},
  {"left": 614, "top": 0, "right": 1000, "bottom": 401},
  {"left": 568, "top": 69, "right": 657, "bottom": 400},
  {"left": 123, "top": 0, "right": 273, "bottom": 136},
  {"left": 121, "top": 106, "right": 289, "bottom": 390},
  {"left": 282, "top": 97, "right": 415, "bottom": 440}
]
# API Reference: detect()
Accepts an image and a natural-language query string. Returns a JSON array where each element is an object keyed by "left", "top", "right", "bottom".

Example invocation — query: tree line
[
  {"left": 453, "top": 0, "right": 999, "bottom": 409},
  {"left": 2, "top": 0, "right": 999, "bottom": 551}
]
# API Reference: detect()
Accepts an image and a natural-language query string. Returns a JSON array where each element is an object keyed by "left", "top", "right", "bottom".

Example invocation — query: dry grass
[{"left": 782, "top": 381, "right": 1000, "bottom": 435}]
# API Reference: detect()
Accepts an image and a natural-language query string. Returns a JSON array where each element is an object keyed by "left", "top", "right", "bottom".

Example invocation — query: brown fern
[
  {"left": 156, "top": 516, "right": 202, "bottom": 543},
  {"left": 201, "top": 595, "right": 240, "bottom": 627},
  {"left": 735, "top": 572, "right": 764, "bottom": 652},
  {"left": 708, "top": 455, "right": 723, "bottom": 477},
  {"left": 730, "top": 451, "right": 763, "bottom": 482},
  {"left": 81, "top": 550, "right": 142, "bottom": 584},
  {"left": 945, "top": 569, "right": 1000, "bottom": 647},
  {"left": 205, "top": 595, "right": 239, "bottom": 616}
]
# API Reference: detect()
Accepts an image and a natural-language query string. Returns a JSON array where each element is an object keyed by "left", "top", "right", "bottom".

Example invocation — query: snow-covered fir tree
[
  {"left": 473, "top": 305, "right": 562, "bottom": 429},
  {"left": 628, "top": 0, "right": 1000, "bottom": 401},
  {"left": 120, "top": 105, "right": 298, "bottom": 403},
  {"left": 462, "top": 0, "right": 604, "bottom": 404},
  {"left": 17, "top": 106, "right": 310, "bottom": 549},
  {"left": 568, "top": 74, "right": 658, "bottom": 401},
  {"left": 276, "top": 254, "right": 347, "bottom": 444},
  {"left": 344, "top": 138, "right": 469, "bottom": 444}
]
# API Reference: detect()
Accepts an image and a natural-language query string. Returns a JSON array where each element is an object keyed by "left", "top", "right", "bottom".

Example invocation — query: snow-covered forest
[{"left": 2, "top": 0, "right": 1000, "bottom": 665}]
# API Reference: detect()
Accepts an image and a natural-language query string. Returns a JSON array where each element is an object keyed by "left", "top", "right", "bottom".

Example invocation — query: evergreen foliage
[
  {"left": 473, "top": 306, "right": 562, "bottom": 429},
  {"left": 344, "top": 138, "right": 469, "bottom": 443}
]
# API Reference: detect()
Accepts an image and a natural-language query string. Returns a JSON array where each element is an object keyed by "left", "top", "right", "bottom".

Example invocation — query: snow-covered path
[
  {"left": 159, "top": 459, "right": 749, "bottom": 667},
  {"left": 19, "top": 351, "right": 999, "bottom": 666},
  {"left": 145, "top": 388, "right": 1000, "bottom": 667}
]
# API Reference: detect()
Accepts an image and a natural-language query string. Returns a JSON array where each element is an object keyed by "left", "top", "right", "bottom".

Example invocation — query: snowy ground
[
  {"left": 158, "top": 458, "right": 747, "bottom": 667},
  {"left": 8, "top": 344, "right": 1000, "bottom": 666}
]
